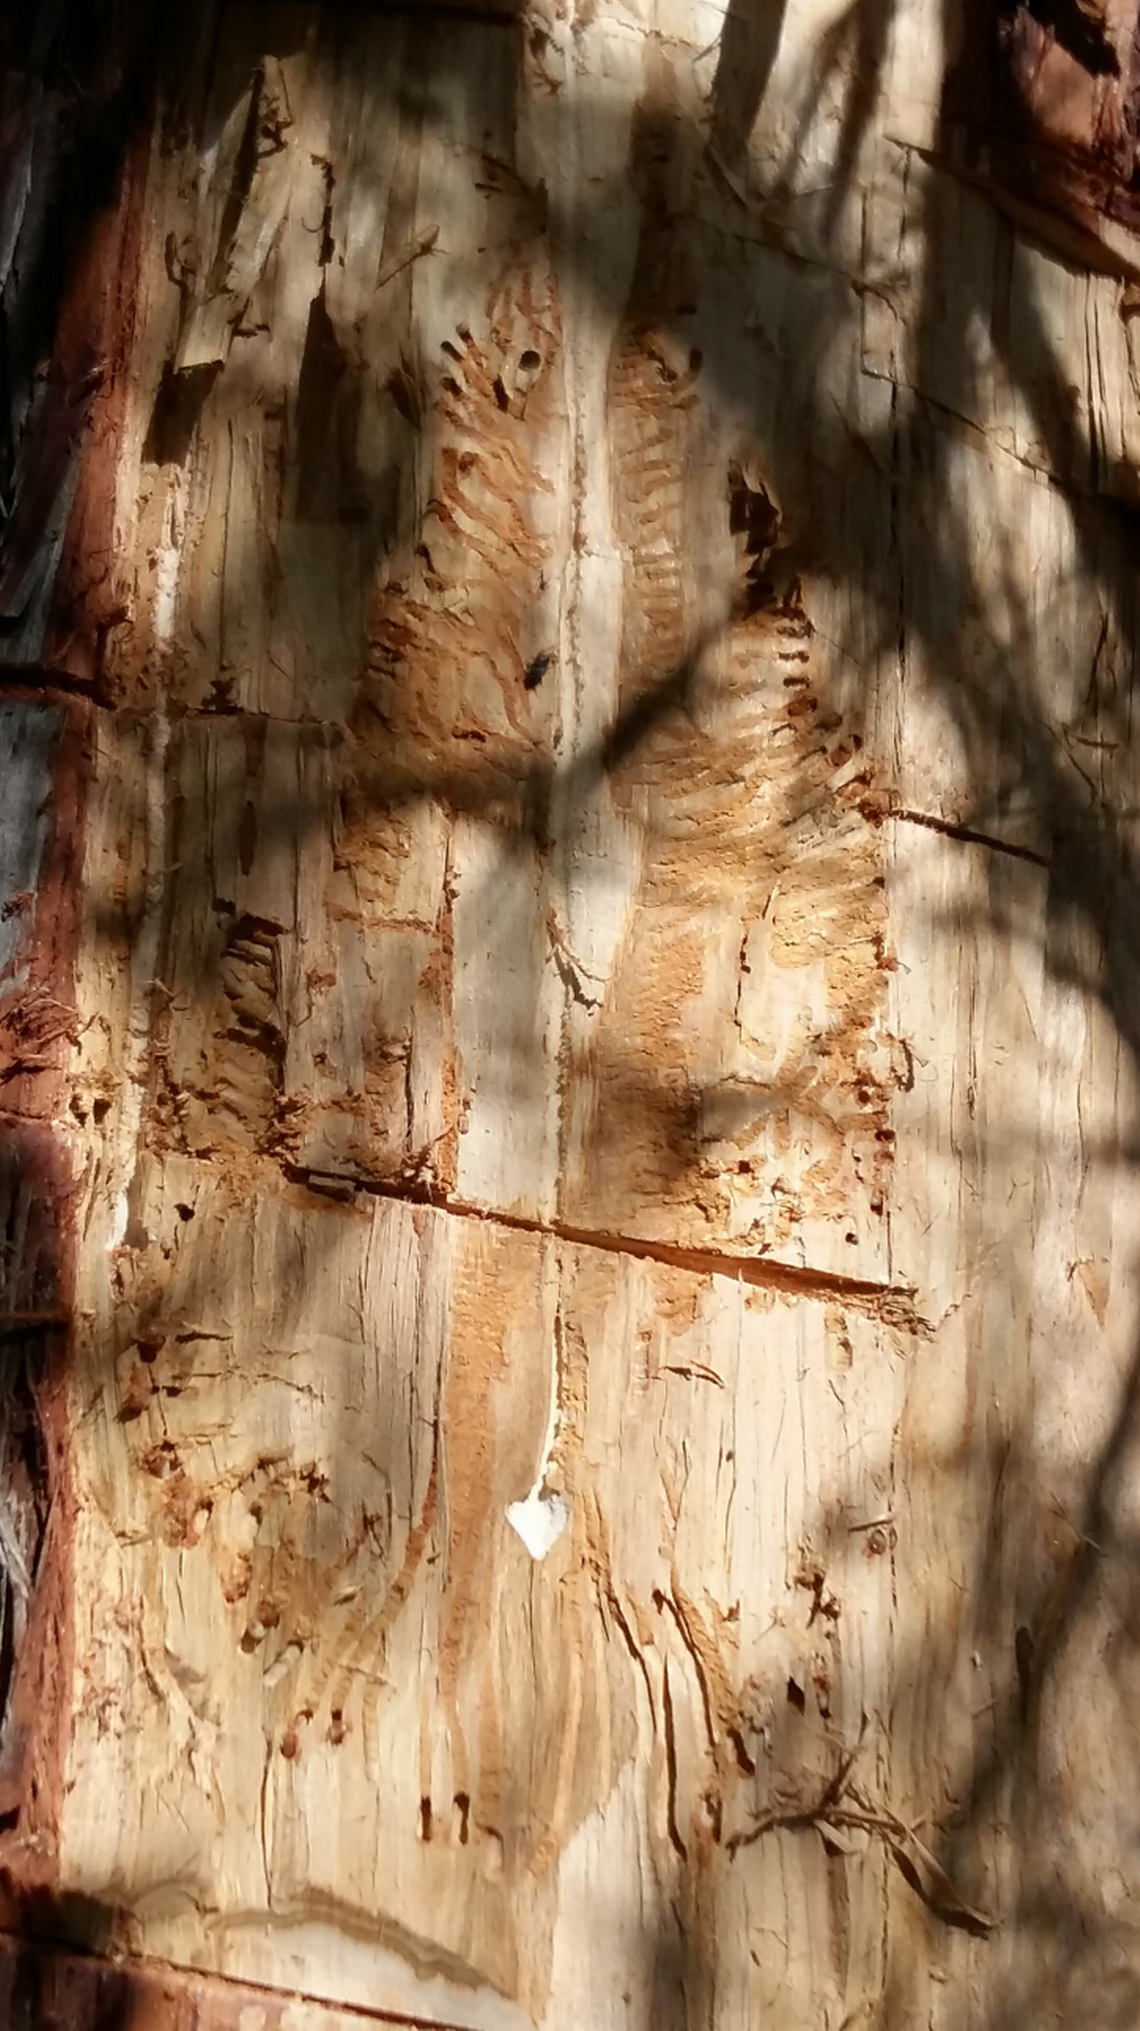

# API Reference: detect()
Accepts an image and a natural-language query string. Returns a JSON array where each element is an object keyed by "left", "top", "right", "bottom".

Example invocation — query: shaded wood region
[{"left": 4, "top": 1, "right": 1140, "bottom": 2028}]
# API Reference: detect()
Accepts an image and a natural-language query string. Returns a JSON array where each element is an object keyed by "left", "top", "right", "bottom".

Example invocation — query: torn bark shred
[
  {"left": 0, "top": 5, "right": 157, "bottom": 678},
  {"left": 0, "top": 0, "right": 155, "bottom": 1887},
  {"left": 944, "top": 1, "right": 1140, "bottom": 275}
]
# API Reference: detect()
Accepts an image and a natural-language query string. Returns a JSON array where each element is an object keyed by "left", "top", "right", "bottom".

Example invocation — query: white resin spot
[{"left": 506, "top": 1490, "right": 570, "bottom": 1561}]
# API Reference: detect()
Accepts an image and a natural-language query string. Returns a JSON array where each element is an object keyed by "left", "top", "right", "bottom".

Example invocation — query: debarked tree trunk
[{"left": 4, "top": 2, "right": 1140, "bottom": 2026}]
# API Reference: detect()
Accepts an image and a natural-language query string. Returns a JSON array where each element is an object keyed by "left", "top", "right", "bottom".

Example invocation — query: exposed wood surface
[{"left": 4, "top": 0, "right": 1140, "bottom": 2027}]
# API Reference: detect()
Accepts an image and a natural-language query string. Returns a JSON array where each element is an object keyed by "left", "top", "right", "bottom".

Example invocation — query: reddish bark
[{"left": 946, "top": 1, "right": 1140, "bottom": 274}]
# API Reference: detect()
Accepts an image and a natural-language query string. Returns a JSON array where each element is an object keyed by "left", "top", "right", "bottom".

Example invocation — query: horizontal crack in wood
[
  {"left": 893, "top": 806, "right": 1049, "bottom": 867},
  {"left": 0, "top": 1927, "right": 481, "bottom": 2030},
  {"left": 0, "top": 665, "right": 112, "bottom": 709},
  {"left": 283, "top": 1165, "right": 928, "bottom": 1330}
]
